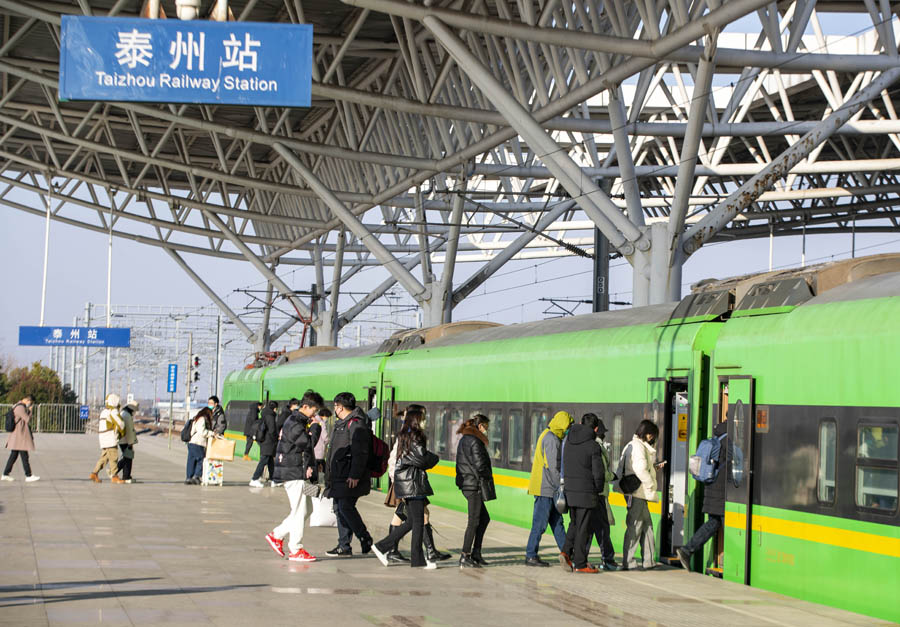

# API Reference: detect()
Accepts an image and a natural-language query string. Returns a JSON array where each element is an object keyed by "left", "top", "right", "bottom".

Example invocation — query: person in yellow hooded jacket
[
  {"left": 523, "top": 410, "right": 573, "bottom": 567},
  {"left": 90, "top": 394, "right": 125, "bottom": 484}
]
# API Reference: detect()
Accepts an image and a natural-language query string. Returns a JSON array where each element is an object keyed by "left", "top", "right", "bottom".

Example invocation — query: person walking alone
[
  {"left": 620, "top": 420, "right": 663, "bottom": 570},
  {"left": 249, "top": 401, "right": 277, "bottom": 487},
  {"left": 90, "top": 394, "right": 125, "bottom": 484},
  {"left": 2, "top": 395, "right": 39, "bottom": 482},
  {"left": 524, "top": 410, "right": 573, "bottom": 566},
  {"left": 265, "top": 390, "right": 324, "bottom": 562},
  {"left": 559, "top": 413, "right": 605, "bottom": 574},
  {"left": 242, "top": 402, "right": 262, "bottom": 460},
  {"left": 185, "top": 407, "right": 212, "bottom": 485},
  {"left": 455, "top": 414, "right": 495, "bottom": 568},
  {"left": 372, "top": 406, "right": 440, "bottom": 570}
]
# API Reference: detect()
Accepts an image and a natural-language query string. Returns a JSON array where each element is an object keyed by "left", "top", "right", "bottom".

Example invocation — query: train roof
[{"left": 802, "top": 270, "right": 900, "bottom": 305}]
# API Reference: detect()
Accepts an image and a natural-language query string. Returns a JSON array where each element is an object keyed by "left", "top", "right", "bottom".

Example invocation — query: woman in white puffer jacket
[{"left": 620, "top": 420, "right": 663, "bottom": 570}]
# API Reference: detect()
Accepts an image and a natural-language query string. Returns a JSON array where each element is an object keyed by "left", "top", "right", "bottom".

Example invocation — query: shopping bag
[
  {"left": 309, "top": 495, "right": 337, "bottom": 527},
  {"left": 207, "top": 437, "right": 235, "bottom": 461}
]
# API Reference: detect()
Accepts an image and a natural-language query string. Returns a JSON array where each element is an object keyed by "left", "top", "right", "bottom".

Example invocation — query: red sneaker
[
  {"left": 575, "top": 565, "right": 599, "bottom": 574},
  {"left": 265, "top": 533, "right": 285, "bottom": 557},
  {"left": 288, "top": 548, "right": 316, "bottom": 562}
]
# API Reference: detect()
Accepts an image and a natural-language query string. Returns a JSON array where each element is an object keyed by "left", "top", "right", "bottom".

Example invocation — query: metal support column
[{"left": 592, "top": 229, "right": 610, "bottom": 313}]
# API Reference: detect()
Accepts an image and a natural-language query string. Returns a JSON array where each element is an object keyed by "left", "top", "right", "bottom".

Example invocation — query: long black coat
[
  {"left": 257, "top": 408, "right": 278, "bottom": 457},
  {"left": 393, "top": 441, "right": 439, "bottom": 499},
  {"left": 701, "top": 422, "right": 728, "bottom": 516},
  {"left": 455, "top": 428, "right": 494, "bottom": 497},
  {"left": 562, "top": 423, "right": 605, "bottom": 509},
  {"left": 276, "top": 406, "right": 292, "bottom": 435},
  {"left": 325, "top": 408, "right": 371, "bottom": 499},
  {"left": 242, "top": 406, "right": 258, "bottom": 436},
  {"left": 273, "top": 413, "right": 321, "bottom": 482}
]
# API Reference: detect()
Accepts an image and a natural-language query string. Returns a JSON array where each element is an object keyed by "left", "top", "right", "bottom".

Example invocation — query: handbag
[
  {"left": 384, "top": 482, "right": 401, "bottom": 507},
  {"left": 616, "top": 442, "right": 642, "bottom": 494},
  {"left": 309, "top": 495, "right": 337, "bottom": 527},
  {"left": 554, "top": 435, "right": 569, "bottom": 515},
  {"left": 301, "top": 480, "right": 320, "bottom": 498}
]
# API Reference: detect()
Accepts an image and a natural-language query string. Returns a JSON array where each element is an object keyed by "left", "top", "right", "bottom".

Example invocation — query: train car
[{"left": 221, "top": 254, "right": 900, "bottom": 622}]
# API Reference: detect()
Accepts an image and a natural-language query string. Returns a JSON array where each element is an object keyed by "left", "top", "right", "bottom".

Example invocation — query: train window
[
  {"left": 612, "top": 414, "right": 623, "bottom": 464},
  {"left": 509, "top": 409, "right": 524, "bottom": 464},
  {"left": 529, "top": 410, "right": 550, "bottom": 460},
  {"left": 856, "top": 424, "right": 899, "bottom": 512},
  {"left": 730, "top": 400, "right": 746, "bottom": 488},
  {"left": 817, "top": 421, "right": 837, "bottom": 504},
  {"left": 447, "top": 408, "right": 464, "bottom": 461},
  {"left": 487, "top": 410, "right": 503, "bottom": 461},
  {"left": 433, "top": 407, "right": 450, "bottom": 457}
]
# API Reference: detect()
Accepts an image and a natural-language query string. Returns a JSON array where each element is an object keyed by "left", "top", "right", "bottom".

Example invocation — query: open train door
[{"left": 724, "top": 375, "right": 755, "bottom": 585}]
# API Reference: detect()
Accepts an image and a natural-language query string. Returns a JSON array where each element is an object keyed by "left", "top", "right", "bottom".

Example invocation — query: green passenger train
[{"left": 223, "top": 254, "right": 900, "bottom": 622}]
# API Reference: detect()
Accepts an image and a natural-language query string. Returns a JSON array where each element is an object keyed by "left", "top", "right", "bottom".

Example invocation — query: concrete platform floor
[{"left": 0, "top": 433, "right": 890, "bottom": 627}]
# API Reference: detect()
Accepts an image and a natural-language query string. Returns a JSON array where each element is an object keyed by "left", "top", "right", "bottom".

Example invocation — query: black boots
[
  {"left": 459, "top": 553, "right": 481, "bottom": 568},
  {"left": 423, "top": 523, "right": 452, "bottom": 561},
  {"left": 385, "top": 525, "right": 409, "bottom": 563}
]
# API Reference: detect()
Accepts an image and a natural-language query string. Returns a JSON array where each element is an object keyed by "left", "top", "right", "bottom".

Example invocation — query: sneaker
[
  {"left": 1, "top": 475, "right": 14, "bottom": 482},
  {"left": 676, "top": 547, "right": 691, "bottom": 571},
  {"left": 265, "top": 533, "right": 285, "bottom": 558},
  {"left": 124, "top": 479, "right": 133, "bottom": 484},
  {"left": 184, "top": 479, "right": 193, "bottom": 485},
  {"left": 25, "top": 476, "right": 40, "bottom": 483},
  {"left": 525, "top": 556, "right": 550, "bottom": 567},
  {"left": 270, "top": 481, "right": 283, "bottom": 487},
  {"left": 360, "top": 538, "right": 373, "bottom": 555},
  {"left": 559, "top": 552, "right": 573, "bottom": 572},
  {"left": 601, "top": 560, "right": 620, "bottom": 571},
  {"left": 423, "top": 560, "right": 437, "bottom": 570},
  {"left": 575, "top": 565, "right": 599, "bottom": 574},
  {"left": 287, "top": 548, "right": 316, "bottom": 562},
  {"left": 325, "top": 545, "right": 352, "bottom": 557},
  {"left": 371, "top": 544, "right": 389, "bottom": 567},
  {"left": 248, "top": 479, "right": 264, "bottom": 488},
  {"left": 386, "top": 550, "right": 409, "bottom": 564}
]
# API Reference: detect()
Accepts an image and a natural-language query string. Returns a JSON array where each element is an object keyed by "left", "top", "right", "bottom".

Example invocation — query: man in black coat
[
  {"left": 324, "top": 392, "right": 373, "bottom": 557},
  {"left": 242, "top": 402, "right": 262, "bottom": 460},
  {"left": 677, "top": 421, "right": 728, "bottom": 570},
  {"left": 265, "top": 390, "right": 324, "bottom": 562},
  {"left": 276, "top": 399, "right": 297, "bottom": 435},
  {"left": 249, "top": 401, "right": 278, "bottom": 487},
  {"left": 560, "top": 416, "right": 605, "bottom": 573}
]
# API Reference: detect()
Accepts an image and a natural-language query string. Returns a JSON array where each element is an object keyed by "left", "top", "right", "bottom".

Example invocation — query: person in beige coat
[
  {"left": 2, "top": 395, "right": 39, "bottom": 482},
  {"left": 619, "top": 420, "right": 664, "bottom": 570},
  {"left": 90, "top": 394, "right": 125, "bottom": 484}
]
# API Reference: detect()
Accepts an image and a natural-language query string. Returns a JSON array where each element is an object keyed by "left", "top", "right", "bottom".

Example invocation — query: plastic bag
[{"left": 309, "top": 495, "right": 337, "bottom": 527}]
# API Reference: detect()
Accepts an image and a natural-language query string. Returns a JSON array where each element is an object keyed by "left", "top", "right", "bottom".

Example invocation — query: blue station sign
[
  {"left": 18, "top": 326, "right": 131, "bottom": 348},
  {"left": 167, "top": 363, "right": 178, "bottom": 394},
  {"left": 59, "top": 16, "right": 312, "bottom": 107}
]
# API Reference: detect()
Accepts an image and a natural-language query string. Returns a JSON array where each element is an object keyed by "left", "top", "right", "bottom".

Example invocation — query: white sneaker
[
  {"left": 371, "top": 544, "right": 389, "bottom": 567},
  {"left": 423, "top": 560, "right": 437, "bottom": 570},
  {"left": 0, "top": 475, "right": 13, "bottom": 482},
  {"left": 271, "top": 481, "right": 283, "bottom": 487},
  {"left": 25, "top": 476, "right": 40, "bottom": 483},
  {"left": 248, "top": 479, "right": 264, "bottom": 488}
]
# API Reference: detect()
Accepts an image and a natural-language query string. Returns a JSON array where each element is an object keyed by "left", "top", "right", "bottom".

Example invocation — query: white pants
[
  {"left": 272, "top": 480, "right": 312, "bottom": 553},
  {"left": 623, "top": 496, "right": 656, "bottom": 568}
]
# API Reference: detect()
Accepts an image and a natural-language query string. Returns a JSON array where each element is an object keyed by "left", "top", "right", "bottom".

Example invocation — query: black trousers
[
  {"left": 3, "top": 450, "right": 31, "bottom": 476},
  {"left": 252, "top": 454, "right": 274, "bottom": 481},
  {"left": 683, "top": 514, "right": 723, "bottom": 556},
  {"left": 376, "top": 498, "right": 426, "bottom": 566},
  {"left": 563, "top": 506, "right": 593, "bottom": 569},
  {"left": 585, "top": 496, "right": 616, "bottom": 563},
  {"left": 462, "top": 490, "right": 490, "bottom": 555},
  {"left": 243, "top": 438, "right": 253, "bottom": 456},
  {"left": 335, "top": 496, "right": 372, "bottom": 551},
  {"left": 117, "top": 444, "right": 133, "bottom": 480}
]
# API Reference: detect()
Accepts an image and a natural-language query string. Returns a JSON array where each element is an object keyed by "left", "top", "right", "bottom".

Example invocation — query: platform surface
[{"left": 0, "top": 434, "right": 891, "bottom": 627}]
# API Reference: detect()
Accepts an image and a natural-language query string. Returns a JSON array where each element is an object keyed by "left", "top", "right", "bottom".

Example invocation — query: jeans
[
  {"left": 117, "top": 444, "right": 133, "bottom": 480},
  {"left": 3, "top": 450, "right": 31, "bottom": 476},
  {"left": 335, "top": 496, "right": 372, "bottom": 551},
  {"left": 682, "top": 514, "right": 723, "bottom": 556},
  {"left": 252, "top": 454, "right": 274, "bottom": 481},
  {"left": 525, "top": 495, "right": 568, "bottom": 558},
  {"left": 185, "top": 443, "right": 205, "bottom": 479},
  {"left": 376, "top": 498, "right": 426, "bottom": 566},
  {"left": 623, "top": 497, "right": 656, "bottom": 568},
  {"left": 462, "top": 491, "right": 490, "bottom": 556},
  {"left": 585, "top": 496, "right": 616, "bottom": 563},
  {"left": 562, "top": 506, "right": 593, "bottom": 569},
  {"left": 273, "top": 480, "right": 313, "bottom": 553}
]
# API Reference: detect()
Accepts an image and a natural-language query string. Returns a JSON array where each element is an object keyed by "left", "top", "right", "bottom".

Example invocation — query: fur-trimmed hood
[{"left": 457, "top": 423, "right": 488, "bottom": 445}]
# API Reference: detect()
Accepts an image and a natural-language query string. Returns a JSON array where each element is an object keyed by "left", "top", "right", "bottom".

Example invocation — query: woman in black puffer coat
[
  {"left": 455, "top": 414, "right": 495, "bottom": 568},
  {"left": 372, "top": 407, "right": 439, "bottom": 569}
]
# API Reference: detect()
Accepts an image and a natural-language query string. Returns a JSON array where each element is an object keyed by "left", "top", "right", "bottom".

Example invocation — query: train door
[
  {"left": 649, "top": 378, "right": 690, "bottom": 564},
  {"left": 724, "top": 375, "right": 755, "bottom": 585}
]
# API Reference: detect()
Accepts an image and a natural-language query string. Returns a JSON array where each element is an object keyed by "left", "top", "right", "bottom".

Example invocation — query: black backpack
[
  {"left": 180, "top": 417, "right": 192, "bottom": 443},
  {"left": 254, "top": 418, "right": 268, "bottom": 442},
  {"left": 4, "top": 404, "right": 19, "bottom": 432}
]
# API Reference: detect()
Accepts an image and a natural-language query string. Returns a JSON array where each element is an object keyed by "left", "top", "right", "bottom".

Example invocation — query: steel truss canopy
[{"left": 3, "top": 0, "right": 900, "bottom": 344}]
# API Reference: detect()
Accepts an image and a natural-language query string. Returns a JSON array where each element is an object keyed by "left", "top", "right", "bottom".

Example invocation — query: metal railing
[{"left": 1, "top": 403, "right": 87, "bottom": 434}]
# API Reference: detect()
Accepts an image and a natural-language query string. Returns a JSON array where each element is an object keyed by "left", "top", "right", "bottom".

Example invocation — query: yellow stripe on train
[{"left": 725, "top": 511, "right": 900, "bottom": 559}]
